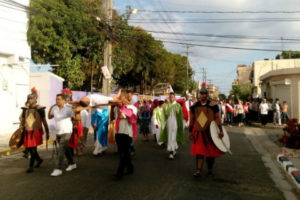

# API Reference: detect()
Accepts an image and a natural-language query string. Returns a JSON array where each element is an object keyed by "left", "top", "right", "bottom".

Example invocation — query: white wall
[
  {"left": 253, "top": 59, "right": 300, "bottom": 97},
  {"left": 0, "top": 0, "right": 31, "bottom": 135}
]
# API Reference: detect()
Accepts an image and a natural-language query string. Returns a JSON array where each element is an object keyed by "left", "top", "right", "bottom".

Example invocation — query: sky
[{"left": 113, "top": 0, "right": 300, "bottom": 95}]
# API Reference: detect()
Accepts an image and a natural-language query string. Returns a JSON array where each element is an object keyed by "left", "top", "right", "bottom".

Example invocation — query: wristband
[{"left": 218, "top": 125, "right": 222, "bottom": 131}]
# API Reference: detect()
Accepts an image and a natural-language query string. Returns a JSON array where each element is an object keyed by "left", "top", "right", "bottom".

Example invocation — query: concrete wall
[
  {"left": 261, "top": 71, "right": 300, "bottom": 120},
  {"left": 30, "top": 72, "right": 64, "bottom": 131},
  {"left": 253, "top": 59, "right": 300, "bottom": 97},
  {"left": 237, "top": 65, "right": 252, "bottom": 84},
  {"left": 0, "top": 0, "right": 31, "bottom": 135}
]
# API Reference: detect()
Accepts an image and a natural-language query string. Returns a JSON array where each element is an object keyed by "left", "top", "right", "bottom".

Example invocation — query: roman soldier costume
[
  {"left": 189, "top": 82, "right": 224, "bottom": 177},
  {"left": 21, "top": 88, "right": 49, "bottom": 173}
]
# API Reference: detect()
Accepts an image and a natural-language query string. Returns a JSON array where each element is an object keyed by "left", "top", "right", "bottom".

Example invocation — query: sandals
[{"left": 193, "top": 170, "right": 201, "bottom": 178}]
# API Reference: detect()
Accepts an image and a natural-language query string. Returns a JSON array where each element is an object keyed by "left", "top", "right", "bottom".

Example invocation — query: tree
[
  {"left": 28, "top": 1, "right": 195, "bottom": 94},
  {"left": 28, "top": 0, "right": 104, "bottom": 89},
  {"left": 276, "top": 51, "right": 300, "bottom": 59},
  {"left": 229, "top": 84, "right": 252, "bottom": 100}
]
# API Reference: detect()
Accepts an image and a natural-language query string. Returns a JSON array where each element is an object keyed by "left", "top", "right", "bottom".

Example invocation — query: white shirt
[
  {"left": 118, "top": 105, "right": 137, "bottom": 138},
  {"left": 50, "top": 104, "right": 74, "bottom": 135},
  {"left": 80, "top": 110, "right": 90, "bottom": 128},
  {"left": 259, "top": 103, "right": 269, "bottom": 115},
  {"left": 88, "top": 94, "right": 112, "bottom": 106}
]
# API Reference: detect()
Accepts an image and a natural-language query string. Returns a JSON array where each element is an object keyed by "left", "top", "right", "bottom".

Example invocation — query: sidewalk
[
  {"left": 229, "top": 124, "right": 300, "bottom": 197},
  {"left": 0, "top": 131, "right": 57, "bottom": 157}
]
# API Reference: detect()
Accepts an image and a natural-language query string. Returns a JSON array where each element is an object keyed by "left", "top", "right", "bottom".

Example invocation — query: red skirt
[
  {"left": 23, "top": 129, "right": 43, "bottom": 148},
  {"left": 191, "top": 130, "right": 225, "bottom": 157},
  {"left": 68, "top": 122, "right": 83, "bottom": 149}
]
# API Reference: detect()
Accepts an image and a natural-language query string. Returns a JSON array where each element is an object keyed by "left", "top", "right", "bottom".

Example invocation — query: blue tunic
[{"left": 91, "top": 108, "right": 109, "bottom": 147}]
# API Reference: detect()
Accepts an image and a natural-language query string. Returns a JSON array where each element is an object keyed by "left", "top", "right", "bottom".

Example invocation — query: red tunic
[
  {"left": 23, "top": 129, "right": 44, "bottom": 148},
  {"left": 68, "top": 122, "right": 83, "bottom": 149},
  {"left": 191, "top": 130, "right": 225, "bottom": 157}
]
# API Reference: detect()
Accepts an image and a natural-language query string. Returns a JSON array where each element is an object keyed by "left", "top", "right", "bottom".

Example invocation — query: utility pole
[
  {"left": 102, "top": 0, "right": 113, "bottom": 96},
  {"left": 186, "top": 45, "right": 189, "bottom": 93},
  {"left": 200, "top": 67, "right": 207, "bottom": 83}
]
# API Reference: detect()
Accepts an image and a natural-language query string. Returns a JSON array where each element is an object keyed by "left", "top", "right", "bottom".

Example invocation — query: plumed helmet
[
  {"left": 27, "top": 87, "right": 38, "bottom": 100},
  {"left": 199, "top": 81, "right": 208, "bottom": 94},
  {"left": 62, "top": 88, "right": 72, "bottom": 101}
]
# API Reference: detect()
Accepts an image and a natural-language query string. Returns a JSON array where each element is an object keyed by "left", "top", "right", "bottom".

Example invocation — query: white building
[
  {"left": 0, "top": 0, "right": 31, "bottom": 135},
  {"left": 253, "top": 59, "right": 300, "bottom": 120},
  {"left": 30, "top": 72, "right": 64, "bottom": 131}
]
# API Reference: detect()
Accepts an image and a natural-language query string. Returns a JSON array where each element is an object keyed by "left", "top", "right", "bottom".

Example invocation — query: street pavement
[{"left": 0, "top": 128, "right": 296, "bottom": 200}]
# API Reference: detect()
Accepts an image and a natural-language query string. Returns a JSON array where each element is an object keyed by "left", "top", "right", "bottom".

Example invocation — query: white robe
[
  {"left": 167, "top": 106, "right": 178, "bottom": 152},
  {"left": 152, "top": 107, "right": 163, "bottom": 146}
]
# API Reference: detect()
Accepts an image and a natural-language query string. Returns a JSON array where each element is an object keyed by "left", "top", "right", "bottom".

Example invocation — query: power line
[
  {"left": 134, "top": 9, "right": 300, "bottom": 14},
  {"left": 129, "top": 17, "right": 300, "bottom": 21},
  {"left": 159, "top": 40, "right": 284, "bottom": 52},
  {"left": 129, "top": 19, "right": 300, "bottom": 24}
]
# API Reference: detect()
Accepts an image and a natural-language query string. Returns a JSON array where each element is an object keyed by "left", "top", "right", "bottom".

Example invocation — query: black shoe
[
  {"left": 207, "top": 170, "right": 213, "bottom": 175},
  {"left": 35, "top": 159, "right": 43, "bottom": 168},
  {"left": 26, "top": 168, "right": 34, "bottom": 173},
  {"left": 124, "top": 167, "right": 134, "bottom": 175},
  {"left": 113, "top": 174, "right": 123, "bottom": 181},
  {"left": 23, "top": 152, "right": 28, "bottom": 159}
]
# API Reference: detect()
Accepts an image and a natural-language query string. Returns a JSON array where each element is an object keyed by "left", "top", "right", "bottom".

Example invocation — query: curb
[
  {"left": 0, "top": 140, "right": 55, "bottom": 157},
  {"left": 277, "top": 154, "right": 300, "bottom": 189}
]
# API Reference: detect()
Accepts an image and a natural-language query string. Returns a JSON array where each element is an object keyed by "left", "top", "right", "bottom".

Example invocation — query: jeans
[
  {"left": 282, "top": 112, "right": 289, "bottom": 123},
  {"left": 55, "top": 134, "right": 74, "bottom": 169},
  {"left": 273, "top": 111, "right": 282, "bottom": 125},
  {"left": 227, "top": 112, "right": 233, "bottom": 125}
]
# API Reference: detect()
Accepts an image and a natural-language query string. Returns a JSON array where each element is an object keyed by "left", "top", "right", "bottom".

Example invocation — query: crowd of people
[
  {"left": 219, "top": 97, "right": 289, "bottom": 127},
  {"left": 16, "top": 83, "right": 289, "bottom": 180}
]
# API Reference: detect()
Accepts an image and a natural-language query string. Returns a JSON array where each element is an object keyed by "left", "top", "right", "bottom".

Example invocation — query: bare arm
[
  {"left": 42, "top": 118, "right": 50, "bottom": 140},
  {"left": 48, "top": 105, "right": 55, "bottom": 119}
]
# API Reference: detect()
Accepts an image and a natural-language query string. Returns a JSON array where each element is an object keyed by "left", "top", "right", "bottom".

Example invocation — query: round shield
[
  {"left": 9, "top": 128, "right": 23, "bottom": 150},
  {"left": 210, "top": 121, "right": 231, "bottom": 153}
]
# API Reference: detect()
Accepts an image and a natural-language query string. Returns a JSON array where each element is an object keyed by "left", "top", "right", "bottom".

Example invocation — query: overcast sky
[{"left": 113, "top": 0, "right": 300, "bottom": 95}]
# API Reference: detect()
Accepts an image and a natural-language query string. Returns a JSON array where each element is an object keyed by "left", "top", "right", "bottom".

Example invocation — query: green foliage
[
  {"left": 28, "top": 0, "right": 104, "bottom": 89},
  {"left": 28, "top": 0, "right": 194, "bottom": 94},
  {"left": 229, "top": 84, "right": 252, "bottom": 100},
  {"left": 276, "top": 51, "right": 300, "bottom": 59},
  {"left": 219, "top": 93, "right": 227, "bottom": 100}
]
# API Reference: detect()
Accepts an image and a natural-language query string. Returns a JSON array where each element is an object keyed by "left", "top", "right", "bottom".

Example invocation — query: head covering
[
  {"left": 62, "top": 88, "right": 72, "bottom": 101},
  {"left": 199, "top": 81, "right": 208, "bottom": 94},
  {"left": 176, "top": 99, "right": 188, "bottom": 122},
  {"left": 27, "top": 87, "right": 38, "bottom": 100}
]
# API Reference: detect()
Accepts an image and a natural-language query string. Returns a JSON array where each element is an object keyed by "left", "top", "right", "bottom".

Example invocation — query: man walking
[
  {"left": 273, "top": 98, "right": 282, "bottom": 126},
  {"left": 259, "top": 98, "right": 269, "bottom": 127},
  {"left": 48, "top": 94, "right": 76, "bottom": 177},
  {"left": 160, "top": 93, "right": 184, "bottom": 160},
  {"left": 189, "top": 82, "right": 224, "bottom": 177}
]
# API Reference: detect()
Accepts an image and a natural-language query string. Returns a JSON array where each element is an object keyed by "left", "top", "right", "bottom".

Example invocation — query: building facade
[
  {"left": 236, "top": 65, "right": 252, "bottom": 85},
  {"left": 30, "top": 72, "right": 64, "bottom": 131},
  {"left": 0, "top": 0, "right": 31, "bottom": 135},
  {"left": 252, "top": 59, "right": 300, "bottom": 98},
  {"left": 260, "top": 68, "right": 300, "bottom": 120}
]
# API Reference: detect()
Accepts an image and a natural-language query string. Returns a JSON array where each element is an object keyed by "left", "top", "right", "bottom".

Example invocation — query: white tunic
[{"left": 167, "top": 103, "right": 178, "bottom": 152}]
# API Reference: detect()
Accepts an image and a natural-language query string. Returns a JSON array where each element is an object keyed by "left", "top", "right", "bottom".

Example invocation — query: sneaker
[
  {"left": 173, "top": 151, "right": 177, "bottom": 156},
  {"left": 169, "top": 154, "right": 174, "bottom": 160},
  {"left": 66, "top": 164, "right": 77, "bottom": 172},
  {"left": 51, "top": 169, "right": 62, "bottom": 177}
]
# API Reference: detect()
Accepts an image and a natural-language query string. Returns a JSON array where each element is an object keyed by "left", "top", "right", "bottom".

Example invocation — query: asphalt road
[{"left": 0, "top": 130, "right": 285, "bottom": 200}]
